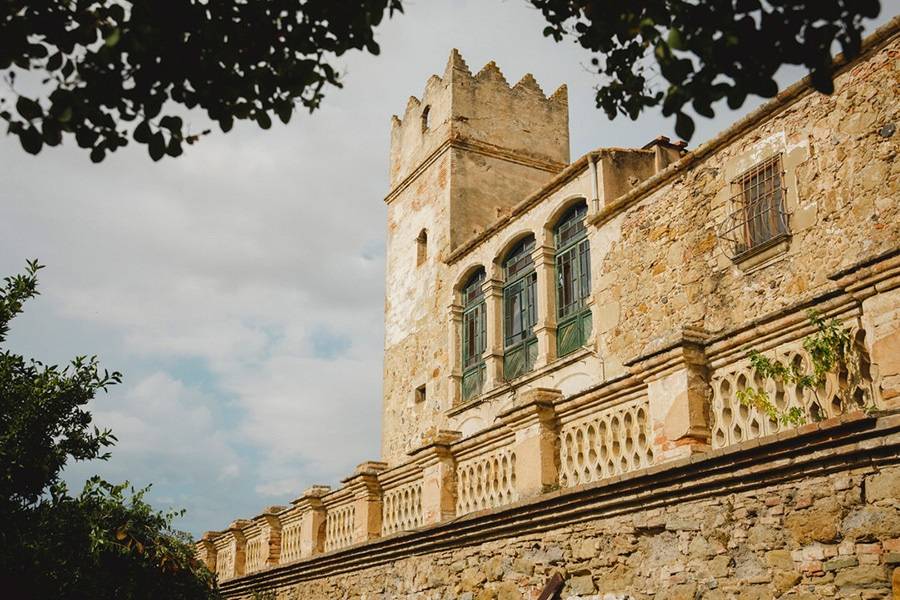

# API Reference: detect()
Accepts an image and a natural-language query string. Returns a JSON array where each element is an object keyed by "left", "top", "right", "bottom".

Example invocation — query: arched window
[
  {"left": 460, "top": 268, "right": 486, "bottom": 402},
  {"left": 554, "top": 202, "right": 591, "bottom": 357},
  {"left": 502, "top": 236, "right": 538, "bottom": 380},
  {"left": 416, "top": 229, "right": 428, "bottom": 266}
]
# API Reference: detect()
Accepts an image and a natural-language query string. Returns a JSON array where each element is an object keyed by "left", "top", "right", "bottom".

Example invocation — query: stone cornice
[
  {"left": 219, "top": 411, "right": 900, "bottom": 597},
  {"left": 384, "top": 136, "right": 566, "bottom": 206}
]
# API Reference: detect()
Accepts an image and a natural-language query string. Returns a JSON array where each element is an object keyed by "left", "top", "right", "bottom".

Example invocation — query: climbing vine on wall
[{"left": 736, "top": 311, "right": 871, "bottom": 426}]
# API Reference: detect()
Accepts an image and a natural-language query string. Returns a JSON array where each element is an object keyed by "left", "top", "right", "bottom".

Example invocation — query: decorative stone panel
[
  {"left": 279, "top": 511, "right": 303, "bottom": 564},
  {"left": 381, "top": 480, "right": 424, "bottom": 535},
  {"left": 710, "top": 330, "right": 876, "bottom": 449},
  {"left": 559, "top": 395, "right": 653, "bottom": 488},
  {"left": 324, "top": 503, "right": 355, "bottom": 553},
  {"left": 455, "top": 447, "right": 517, "bottom": 515}
]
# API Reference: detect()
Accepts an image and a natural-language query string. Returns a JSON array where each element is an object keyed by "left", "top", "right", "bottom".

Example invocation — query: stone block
[
  {"left": 785, "top": 499, "right": 842, "bottom": 544},
  {"left": 565, "top": 575, "right": 596, "bottom": 596},
  {"left": 833, "top": 565, "right": 889, "bottom": 587},
  {"left": 842, "top": 507, "right": 900, "bottom": 541},
  {"left": 866, "top": 470, "right": 900, "bottom": 504},
  {"left": 824, "top": 556, "right": 859, "bottom": 571}
]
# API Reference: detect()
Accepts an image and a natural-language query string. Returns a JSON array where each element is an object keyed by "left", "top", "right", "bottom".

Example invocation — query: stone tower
[{"left": 381, "top": 50, "right": 570, "bottom": 464}]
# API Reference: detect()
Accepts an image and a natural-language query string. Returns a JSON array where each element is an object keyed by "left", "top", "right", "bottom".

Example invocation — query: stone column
[
  {"left": 196, "top": 534, "right": 218, "bottom": 573},
  {"left": 344, "top": 461, "right": 387, "bottom": 544},
  {"left": 532, "top": 243, "right": 558, "bottom": 369},
  {"left": 293, "top": 485, "right": 330, "bottom": 558},
  {"left": 410, "top": 429, "right": 461, "bottom": 525},
  {"left": 628, "top": 328, "right": 711, "bottom": 462},
  {"left": 484, "top": 276, "right": 505, "bottom": 390},
  {"left": 500, "top": 388, "right": 561, "bottom": 498},
  {"left": 447, "top": 301, "right": 463, "bottom": 407}
]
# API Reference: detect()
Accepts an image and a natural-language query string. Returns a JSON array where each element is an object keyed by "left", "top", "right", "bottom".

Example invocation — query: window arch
[
  {"left": 502, "top": 235, "right": 538, "bottom": 380},
  {"left": 460, "top": 268, "right": 486, "bottom": 402},
  {"left": 416, "top": 229, "right": 428, "bottom": 266},
  {"left": 554, "top": 202, "right": 591, "bottom": 357}
]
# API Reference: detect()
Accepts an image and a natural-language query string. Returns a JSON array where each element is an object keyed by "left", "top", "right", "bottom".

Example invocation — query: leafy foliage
[
  {"left": 0, "top": 1, "right": 884, "bottom": 160},
  {"left": 735, "top": 311, "right": 867, "bottom": 426},
  {"left": 0, "top": 261, "right": 217, "bottom": 599},
  {"left": 529, "top": 0, "right": 881, "bottom": 140},
  {"left": 0, "top": 0, "right": 402, "bottom": 162}
]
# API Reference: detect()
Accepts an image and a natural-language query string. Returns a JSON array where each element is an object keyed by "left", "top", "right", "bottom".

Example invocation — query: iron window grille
[
  {"left": 502, "top": 236, "right": 538, "bottom": 381},
  {"left": 554, "top": 204, "right": 592, "bottom": 358},
  {"left": 718, "top": 155, "right": 790, "bottom": 261},
  {"left": 460, "top": 269, "right": 486, "bottom": 402}
]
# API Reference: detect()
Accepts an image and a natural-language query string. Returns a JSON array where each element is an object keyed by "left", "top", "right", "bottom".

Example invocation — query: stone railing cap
[
  {"left": 353, "top": 460, "right": 389, "bottom": 475},
  {"left": 300, "top": 484, "right": 331, "bottom": 498}
]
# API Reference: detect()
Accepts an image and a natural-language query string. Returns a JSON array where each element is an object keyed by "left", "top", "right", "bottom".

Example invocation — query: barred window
[
  {"left": 554, "top": 203, "right": 592, "bottom": 357},
  {"left": 460, "top": 269, "right": 486, "bottom": 402},
  {"left": 502, "top": 236, "right": 538, "bottom": 381},
  {"left": 720, "top": 155, "right": 790, "bottom": 260}
]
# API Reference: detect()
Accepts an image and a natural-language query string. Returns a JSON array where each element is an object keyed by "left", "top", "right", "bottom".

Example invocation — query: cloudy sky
[{"left": 2, "top": 1, "right": 897, "bottom": 537}]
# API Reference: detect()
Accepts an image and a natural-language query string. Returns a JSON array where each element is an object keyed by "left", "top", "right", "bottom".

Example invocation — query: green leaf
[
  {"left": 19, "top": 127, "right": 43, "bottom": 154},
  {"left": 158, "top": 116, "right": 183, "bottom": 132},
  {"left": 16, "top": 96, "right": 43, "bottom": 121},
  {"left": 133, "top": 120, "right": 152, "bottom": 143},
  {"left": 276, "top": 102, "right": 293, "bottom": 124},
  {"left": 674, "top": 111, "right": 694, "bottom": 141},
  {"left": 47, "top": 52, "right": 63, "bottom": 71},
  {"left": 165, "top": 137, "right": 183, "bottom": 157},
  {"left": 90, "top": 146, "right": 105, "bottom": 163},
  {"left": 256, "top": 111, "right": 272, "bottom": 130},
  {"left": 104, "top": 28, "right": 121, "bottom": 48},
  {"left": 667, "top": 29, "right": 685, "bottom": 51},
  {"left": 148, "top": 132, "right": 166, "bottom": 161}
]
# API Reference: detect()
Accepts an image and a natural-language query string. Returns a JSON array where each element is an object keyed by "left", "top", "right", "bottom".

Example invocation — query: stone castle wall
[
  {"left": 200, "top": 17, "right": 900, "bottom": 600},
  {"left": 220, "top": 416, "right": 900, "bottom": 599}
]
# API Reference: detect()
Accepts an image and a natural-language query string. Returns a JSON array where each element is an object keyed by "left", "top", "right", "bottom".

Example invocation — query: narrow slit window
[{"left": 416, "top": 229, "right": 428, "bottom": 266}]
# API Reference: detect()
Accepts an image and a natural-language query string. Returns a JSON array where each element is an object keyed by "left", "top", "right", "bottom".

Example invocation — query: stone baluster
[
  {"left": 410, "top": 429, "right": 461, "bottom": 525},
  {"left": 500, "top": 387, "right": 561, "bottom": 498}
]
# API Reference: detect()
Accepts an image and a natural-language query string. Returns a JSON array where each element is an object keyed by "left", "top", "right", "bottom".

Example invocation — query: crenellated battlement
[{"left": 388, "top": 49, "right": 569, "bottom": 191}]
